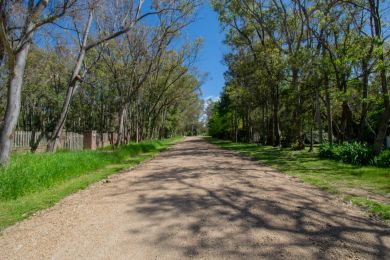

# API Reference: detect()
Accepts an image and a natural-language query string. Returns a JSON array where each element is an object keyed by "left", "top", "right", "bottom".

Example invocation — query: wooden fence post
[{"left": 84, "top": 131, "right": 97, "bottom": 150}]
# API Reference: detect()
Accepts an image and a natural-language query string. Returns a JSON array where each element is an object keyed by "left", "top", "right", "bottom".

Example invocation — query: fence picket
[{"left": 13, "top": 131, "right": 85, "bottom": 152}]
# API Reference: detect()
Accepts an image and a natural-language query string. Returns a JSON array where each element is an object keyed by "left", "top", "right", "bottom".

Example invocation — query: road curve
[{"left": 0, "top": 137, "right": 389, "bottom": 259}]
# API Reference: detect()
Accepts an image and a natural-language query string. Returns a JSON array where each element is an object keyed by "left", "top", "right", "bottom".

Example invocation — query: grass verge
[
  {"left": 0, "top": 137, "right": 182, "bottom": 230},
  {"left": 209, "top": 139, "right": 390, "bottom": 220}
]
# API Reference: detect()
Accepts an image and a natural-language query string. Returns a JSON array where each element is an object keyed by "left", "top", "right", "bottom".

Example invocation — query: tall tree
[{"left": 0, "top": 0, "right": 77, "bottom": 164}]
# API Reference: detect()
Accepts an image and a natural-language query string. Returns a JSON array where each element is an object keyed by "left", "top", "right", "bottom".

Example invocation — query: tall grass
[{"left": 0, "top": 139, "right": 174, "bottom": 201}]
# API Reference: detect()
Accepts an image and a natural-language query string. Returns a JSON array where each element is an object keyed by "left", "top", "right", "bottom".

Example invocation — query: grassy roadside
[
  {"left": 209, "top": 139, "right": 390, "bottom": 220},
  {"left": 0, "top": 137, "right": 182, "bottom": 230}
]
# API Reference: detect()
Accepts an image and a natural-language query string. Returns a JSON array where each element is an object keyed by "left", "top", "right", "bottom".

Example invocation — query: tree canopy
[
  {"left": 0, "top": 0, "right": 204, "bottom": 164},
  {"left": 208, "top": 0, "right": 390, "bottom": 153}
]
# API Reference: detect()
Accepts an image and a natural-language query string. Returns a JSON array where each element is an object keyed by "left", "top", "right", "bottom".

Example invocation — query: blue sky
[{"left": 183, "top": 2, "right": 227, "bottom": 101}]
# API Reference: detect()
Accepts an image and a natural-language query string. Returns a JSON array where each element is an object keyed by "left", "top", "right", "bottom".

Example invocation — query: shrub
[
  {"left": 337, "top": 142, "right": 373, "bottom": 165},
  {"left": 320, "top": 142, "right": 374, "bottom": 166},
  {"left": 291, "top": 140, "right": 305, "bottom": 151},
  {"left": 319, "top": 143, "right": 338, "bottom": 160},
  {"left": 373, "top": 149, "right": 390, "bottom": 168}
]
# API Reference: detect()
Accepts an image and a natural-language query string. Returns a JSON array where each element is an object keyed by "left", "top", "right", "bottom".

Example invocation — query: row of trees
[
  {"left": 0, "top": 0, "right": 203, "bottom": 165},
  {"left": 208, "top": 0, "right": 389, "bottom": 153}
]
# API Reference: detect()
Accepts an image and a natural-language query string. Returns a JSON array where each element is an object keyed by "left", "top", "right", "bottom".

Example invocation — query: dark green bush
[
  {"left": 319, "top": 142, "right": 374, "bottom": 165},
  {"left": 319, "top": 143, "right": 338, "bottom": 159},
  {"left": 373, "top": 150, "right": 390, "bottom": 168},
  {"left": 338, "top": 142, "right": 373, "bottom": 165},
  {"left": 291, "top": 140, "right": 305, "bottom": 151}
]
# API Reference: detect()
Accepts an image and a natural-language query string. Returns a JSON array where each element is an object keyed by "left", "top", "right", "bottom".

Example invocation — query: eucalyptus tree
[
  {"left": 366, "top": 0, "right": 390, "bottom": 154},
  {"left": 46, "top": 0, "right": 153, "bottom": 151},
  {"left": 95, "top": 2, "right": 199, "bottom": 145},
  {"left": 143, "top": 38, "right": 201, "bottom": 136},
  {"left": 0, "top": 0, "right": 78, "bottom": 164},
  {"left": 100, "top": 28, "right": 150, "bottom": 146},
  {"left": 20, "top": 46, "right": 72, "bottom": 151},
  {"left": 210, "top": 0, "right": 390, "bottom": 152},
  {"left": 213, "top": 0, "right": 290, "bottom": 146}
]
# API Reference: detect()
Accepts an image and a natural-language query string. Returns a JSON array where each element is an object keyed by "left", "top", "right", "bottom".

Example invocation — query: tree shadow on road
[{"left": 111, "top": 138, "right": 390, "bottom": 259}]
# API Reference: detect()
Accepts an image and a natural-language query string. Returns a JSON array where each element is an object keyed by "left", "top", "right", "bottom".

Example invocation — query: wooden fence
[
  {"left": 13, "top": 131, "right": 84, "bottom": 152},
  {"left": 12, "top": 131, "right": 118, "bottom": 152},
  {"left": 63, "top": 132, "right": 84, "bottom": 150},
  {"left": 97, "top": 133, "right": 111, "bottom": 148},
  {"left": 13, "top": 131, "right": 48, "bottom": 152}
]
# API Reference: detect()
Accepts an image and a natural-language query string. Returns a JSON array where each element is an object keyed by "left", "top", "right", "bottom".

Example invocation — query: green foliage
[
  {"left": 207, "top": 96, "right": 234, "bottom": 140},
  {"left": 319, "top": 142, "right": 374, "bottom": 165},
  {"left": 319, "top": 143, "right": 338, "bottom": 159},
  {"left": 0, "top": 138, "right": 179, "bottom": 201},
  {"left": 12, "top": 13, "right": 203, "bottom": 145},
  {"left": 0, "top": 137, "right": 181, "bottom": 230},
  {"left": 319, "top": 143, "right": 390, "bottom": 167},
  {"left": 291, "top": 140, "right": 305, "bottom": 151},
  {"left": 338, "top": 143, "right": 374, "bottom": 165},
  {"left": 208, "top": 109, "right": 232, "bottom": 139},
  {"left": 372, "top": 150, "right": 390, "bottom": 168},
  {"left": 210, "top": 0, "right": 390, "bottom": 152}
]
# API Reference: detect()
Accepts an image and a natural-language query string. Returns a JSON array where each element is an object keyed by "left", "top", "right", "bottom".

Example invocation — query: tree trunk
[
  {"left": 324, "top": 75, "right": 333, "bottom": 147},
  {"left": 265, "top": 101, "right": 272, "bottom": 145},
  {"left": 340, "top": 101, "right": 352, "bottom": 142},
  {"left": 261, "top": 105, "right": 266, "bottom": 144},
  {"left": 30, "top": 131, "right": 46, "bottom": 153},
  {"left": 136, "top": 124, "right": 140, "bottom": 143},
  {"left": 292, "top": 68, "right": 304, "bottom": 148},
  {"left": 47, "top": 11, "right": 94, "bottom": 152},
  {"left": 358, "top": 59, "right": 369, "bottom": 142},
  {"left": 309, "top": 93, "right": 316, "bottom": 152},
  {"left": 233, "top": 110, "right": 238, "bottom": 142},
  {"left": 136, "top": 105, "right": 140, "bottom": 143},
  {"left": 273, "top": 86, "right": 281, "bottom": 147},
  {"left": 373, "top": 63, "right": 390, "bottom": 153},
  {"left": 0, "top": 43, "right": 31, "bottom": 164},
  {"left": 116, "top": 106, "right": 127, "bottom": 147},
  {"left": 370, "top": 0, "right": 390, "bottom": 154},
  {"left": 46, "top": 77, "right": 83, "bottom": 152},
  {"left": 315, "top": 86, "right": 323, "bottom": 144}
]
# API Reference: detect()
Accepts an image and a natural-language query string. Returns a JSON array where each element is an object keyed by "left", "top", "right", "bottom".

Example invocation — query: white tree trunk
[
  {"left": 0, "top": 43, "right": 31, "bottom": 164},
  {"left": 116, "top": 106, "right": 127, "bottom": 146}
]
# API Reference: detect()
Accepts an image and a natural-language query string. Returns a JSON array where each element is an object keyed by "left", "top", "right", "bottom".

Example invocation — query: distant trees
[
  {"left": 0, "top": 0, "right": 203, "bottom": 165},
  {"left": 209, "top": 0, "right": 390, "bottom": 152}
]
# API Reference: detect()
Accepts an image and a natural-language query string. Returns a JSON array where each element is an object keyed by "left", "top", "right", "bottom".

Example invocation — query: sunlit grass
[{"left": 0, "top": 137, "right": 182, "bottom": 230}]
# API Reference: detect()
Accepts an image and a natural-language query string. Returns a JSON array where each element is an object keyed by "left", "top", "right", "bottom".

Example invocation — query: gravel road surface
[{"left": 0, "top": 137, "right": 389, "bottom": 259}]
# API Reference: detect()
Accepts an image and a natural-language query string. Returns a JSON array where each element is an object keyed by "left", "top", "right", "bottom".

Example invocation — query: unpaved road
[{"left": 1, "top": 137, "right": 389, "bottom": 259}]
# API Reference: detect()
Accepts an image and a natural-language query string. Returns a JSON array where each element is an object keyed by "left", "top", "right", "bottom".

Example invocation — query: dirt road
[{"left": 0, "top": 137, "right": 389, "bottom": 259}]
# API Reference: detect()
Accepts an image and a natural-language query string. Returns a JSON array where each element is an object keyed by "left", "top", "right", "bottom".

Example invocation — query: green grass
[
  {"left": 0, "top": 137, "right": 182, "bottom": 230},
  {"left": 209, "top": 139, "right": 390, "bottom": 220}
]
